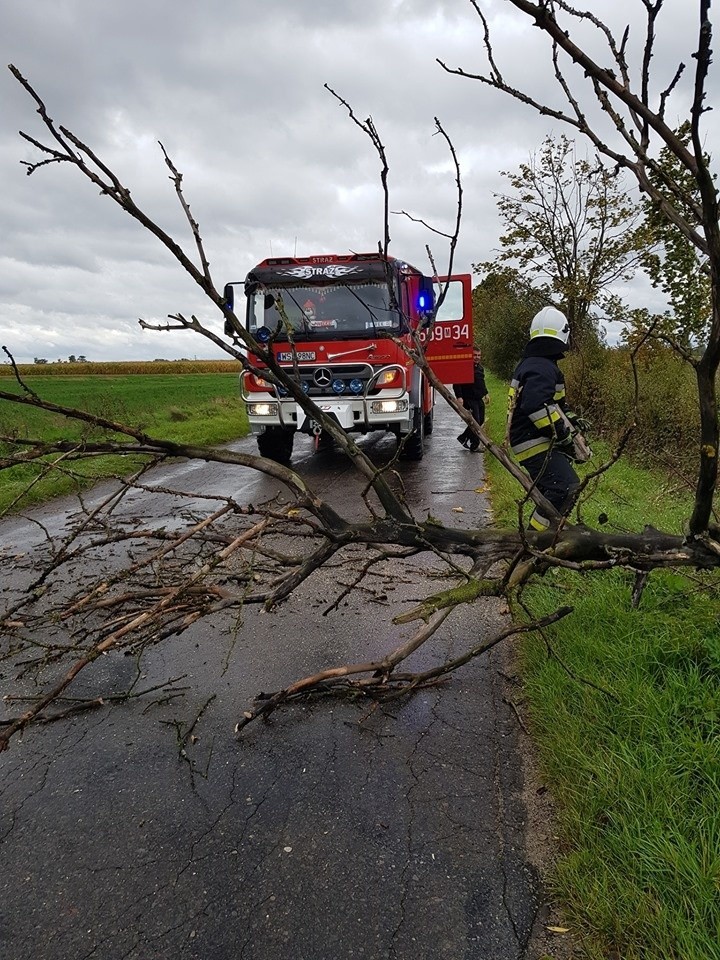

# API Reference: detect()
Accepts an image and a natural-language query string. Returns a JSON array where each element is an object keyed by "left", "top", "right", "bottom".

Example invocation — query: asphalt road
[{"left": 0, "top": 399, "right": 549, "bottom": 960}]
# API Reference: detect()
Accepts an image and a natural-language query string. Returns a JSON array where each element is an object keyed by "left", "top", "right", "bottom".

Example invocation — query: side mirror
[{"left": 223, "top": 282, "right": 236, "bottom": 337}]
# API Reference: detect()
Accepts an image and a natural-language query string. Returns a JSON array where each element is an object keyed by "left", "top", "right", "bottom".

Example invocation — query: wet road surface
[{"left": 0, "top": 399, "right": 546, "bottom": 960}]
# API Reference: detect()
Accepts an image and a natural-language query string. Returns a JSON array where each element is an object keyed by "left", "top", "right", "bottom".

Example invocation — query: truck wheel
[
  {"left": 316, "top": 430, "right": 335, "bottom": 451},
  {"left": 423, "top": 407, "right": 434, "bottom": 436},
  {"left": 257, "top": 427, "right": 294, "bottom": 464},
  {"left": 400, "top": 408, "right": 425, "bottom": 461}
]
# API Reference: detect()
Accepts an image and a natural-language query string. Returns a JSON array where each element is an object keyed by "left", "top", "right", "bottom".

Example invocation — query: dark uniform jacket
[
  {"left": 508, "top": 345, "right": 574, "bottom": 463},
  {"left": 453, "top": 363, "right": 488, "bottom": 404}
]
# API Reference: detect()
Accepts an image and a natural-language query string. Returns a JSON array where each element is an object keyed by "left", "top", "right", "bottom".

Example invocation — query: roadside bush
[{"left": 564, "top": 343, "right": 699, "bottom": 471}]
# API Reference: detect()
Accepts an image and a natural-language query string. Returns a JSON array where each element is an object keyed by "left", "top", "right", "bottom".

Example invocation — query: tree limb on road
[{"left": 3, "top": 21, "right": 720, "bottom": 747}]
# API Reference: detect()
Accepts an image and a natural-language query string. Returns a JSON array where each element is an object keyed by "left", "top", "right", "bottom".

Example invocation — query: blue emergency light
[{"left": 417, "top": 277, "right": 435, "bottom": 318}]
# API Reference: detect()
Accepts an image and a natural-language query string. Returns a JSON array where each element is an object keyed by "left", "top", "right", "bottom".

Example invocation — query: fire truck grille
[{"left": 278, "top": 363, "right": 382, "bottom": 397}]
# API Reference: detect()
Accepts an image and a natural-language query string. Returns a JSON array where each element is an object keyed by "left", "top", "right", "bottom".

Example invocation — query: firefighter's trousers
[{"left": 522, "top": 449, "right": 580, "bottom": 531}]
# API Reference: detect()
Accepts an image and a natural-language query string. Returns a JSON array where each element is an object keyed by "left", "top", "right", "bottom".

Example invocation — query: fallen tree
[{"left": 2, "top": 1, "right": 720, "bottom": 747}]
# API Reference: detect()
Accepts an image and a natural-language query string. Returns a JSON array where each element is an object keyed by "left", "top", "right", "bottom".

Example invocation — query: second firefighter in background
[
  {"left": 508, "top": 307, "right": 589, "bottom": 532},
  {"left": 454, "top": 348, "right": 490, "bottom": 451}
]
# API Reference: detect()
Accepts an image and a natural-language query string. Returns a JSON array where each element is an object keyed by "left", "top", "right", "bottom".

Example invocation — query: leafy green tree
[
  {"left": 480, "top": 135, "right": 647, "bottom": 347},
  {"left": 472, "top": 267, "right": 549, "bottom": 380},
  {"left": 640, "top": 122, "right": 712, "bottom": 348}
]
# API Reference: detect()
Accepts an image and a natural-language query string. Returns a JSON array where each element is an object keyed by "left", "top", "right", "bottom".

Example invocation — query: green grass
[
  {"left": 483, "top": 371, "right": 720, "bottom": 960},
  {"left": 0, "top": 374, "right": 248, "bottom": 513}
]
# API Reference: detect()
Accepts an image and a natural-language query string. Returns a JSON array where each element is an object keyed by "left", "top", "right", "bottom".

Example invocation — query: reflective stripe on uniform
[
  {"left": 529, "top": 403, "right": 561, "bottom": 430},
  {"left": 510, "top": 437, "right": 552, "bottom": 461},
  {"left": 529, "top": 508, "right": 552, "bottom": 531}
]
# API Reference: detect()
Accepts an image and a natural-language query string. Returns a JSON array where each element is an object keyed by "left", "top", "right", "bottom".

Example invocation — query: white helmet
[{"left": 529, "top": 307, "right": 570, "bottom": 344}]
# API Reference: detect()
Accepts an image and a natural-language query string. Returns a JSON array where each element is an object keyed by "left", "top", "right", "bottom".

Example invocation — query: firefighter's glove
[{"left": 571, "top": 415, "right": 592, "bottom": 436}]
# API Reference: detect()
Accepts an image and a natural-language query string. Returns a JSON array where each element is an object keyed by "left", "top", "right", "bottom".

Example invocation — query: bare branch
[
  {"left": 325, "top": 84, "right": 391, "bottom": 257},
  {"left": 158, "top": 143, "right": 212, "bottom": 284}
]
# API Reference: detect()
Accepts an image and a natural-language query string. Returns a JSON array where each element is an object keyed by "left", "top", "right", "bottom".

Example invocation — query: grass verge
[
  {"left": 0, "top": 374, "right": 248, "bottom": 514},
  {"left": 483, "top": 371, "right": 720, "bottom": 960}
]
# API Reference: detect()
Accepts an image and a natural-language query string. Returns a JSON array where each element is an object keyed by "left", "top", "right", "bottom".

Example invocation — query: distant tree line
[{"left": 33, "top": 355, "right": 89, "bottom": 364}]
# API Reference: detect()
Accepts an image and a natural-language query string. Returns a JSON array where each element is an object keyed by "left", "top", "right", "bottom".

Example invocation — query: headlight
[
  {"left": 375, "top": 369, "right": 400, "bottom": 387},
  {"left": 247, "top": 402, "right": 278, "bottom": 416},
  {"left": 370, "top": 399, "right": 409, "bottom": 414}
]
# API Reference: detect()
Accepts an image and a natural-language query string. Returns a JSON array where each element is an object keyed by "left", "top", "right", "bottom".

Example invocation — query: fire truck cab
[{"left": 224, "top": 253, "right": 473, "bottom": 463}]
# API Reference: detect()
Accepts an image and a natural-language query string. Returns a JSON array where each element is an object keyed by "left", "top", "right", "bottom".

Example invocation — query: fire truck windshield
[{"left": 247, "top": 282, "right": 400, "bottom": 338}]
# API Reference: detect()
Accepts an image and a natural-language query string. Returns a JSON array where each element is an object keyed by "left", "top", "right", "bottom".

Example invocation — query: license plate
[{"left": 278, "top": 351, "right": 316, "bottom": 362}]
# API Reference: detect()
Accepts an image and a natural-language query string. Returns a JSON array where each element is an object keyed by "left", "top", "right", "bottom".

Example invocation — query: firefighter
[
  {"left": 454, "top": 348, "right": 490, "bottom": 451},
  {"left": 508, "top": 307, "right": 587, "bottom": 531}
]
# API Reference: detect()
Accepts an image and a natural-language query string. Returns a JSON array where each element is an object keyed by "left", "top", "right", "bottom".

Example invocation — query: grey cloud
[{"left": 1, "top": 1, "right": 716, "bottom": 363}]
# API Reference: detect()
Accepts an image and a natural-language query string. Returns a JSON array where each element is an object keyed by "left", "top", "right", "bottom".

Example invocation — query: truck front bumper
[{"left": 245, "top": 397, "right": 412, "bottom": 435}]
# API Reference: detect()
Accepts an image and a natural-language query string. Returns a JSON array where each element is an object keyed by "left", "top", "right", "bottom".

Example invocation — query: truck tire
[
  {"left": 316, "top": 430, "right": 335, "bottom": 451},
  {"left": 423, "top": 406, "right": 434, "bottom": 436},
  {"left": 257, "top": 427, "right": 294, "bottom": 464},
  {"left": 400, "top": 408, "right": 425, "bottom": 461}
]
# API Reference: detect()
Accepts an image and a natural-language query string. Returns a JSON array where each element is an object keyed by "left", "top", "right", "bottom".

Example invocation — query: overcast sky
[{"left": 1, "top": 0, "right": 715, "bottom": 363}]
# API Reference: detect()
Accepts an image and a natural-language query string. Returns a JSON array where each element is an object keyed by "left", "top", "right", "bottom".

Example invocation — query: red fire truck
[{"left": 224, "top": 252, "right": 473, "bottom": 463}]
